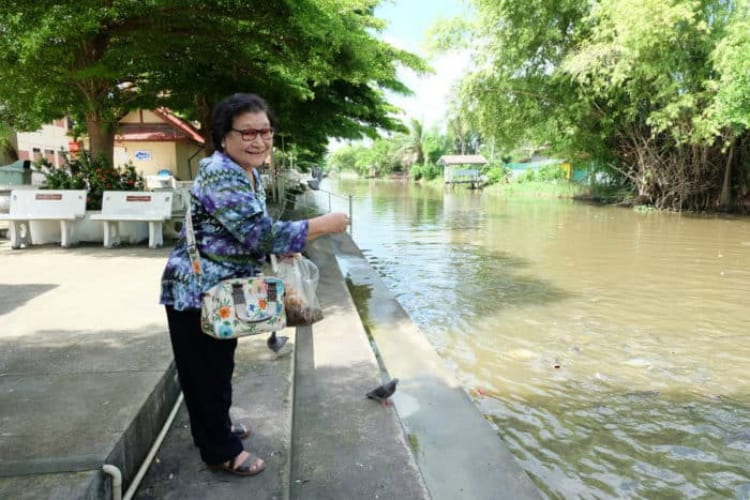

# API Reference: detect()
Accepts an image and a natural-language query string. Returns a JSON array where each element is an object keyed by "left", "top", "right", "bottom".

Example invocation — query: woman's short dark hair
[{"left": 211, "top": 93, "right": 277, "bottom": 152}]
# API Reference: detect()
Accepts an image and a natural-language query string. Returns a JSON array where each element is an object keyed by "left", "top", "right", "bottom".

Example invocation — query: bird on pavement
[
  {"left": 366, "top": 378, "right": 399, "bottom": 407},
  {"left": 266, "top": 331, "right": 289, "bottom": 356}
]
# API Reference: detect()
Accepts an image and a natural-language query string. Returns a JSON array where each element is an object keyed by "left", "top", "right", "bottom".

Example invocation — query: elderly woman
[{"left": 160, "top": 93, "right": 348, "bottom": 477}]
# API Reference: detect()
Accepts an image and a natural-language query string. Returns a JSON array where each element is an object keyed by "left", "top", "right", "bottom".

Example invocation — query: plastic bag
[{"left": 274, "top": 253, "right": 323, "bottom": 326}]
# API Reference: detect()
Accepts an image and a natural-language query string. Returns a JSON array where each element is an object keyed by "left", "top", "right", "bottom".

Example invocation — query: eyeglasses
[{"left": 231, "top": 127, "right": 274, "bottom": 141}]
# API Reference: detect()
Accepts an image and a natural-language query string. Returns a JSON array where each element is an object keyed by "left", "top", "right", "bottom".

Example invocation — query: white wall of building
[{"left": 16, "top": 119, "right": 71, "bottom": 167}]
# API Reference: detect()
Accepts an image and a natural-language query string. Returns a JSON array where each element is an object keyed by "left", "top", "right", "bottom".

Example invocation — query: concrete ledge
[
  {"left": 131, "top": 332, "right": 297, "bottom": 500},
  {"left": 0, "top": 245, "right": 178, "bottom": 499},
  {"left": 0, "top": 361, "right": 179, "bottom": 499},
  {"left": 0, "top": 470, "right": 101, "bottom": 500},
  {"left": 291, "top": 237, "right": 429, "bottom": 499},
  {"left": 101, "top": 364, "right": 180, "bottom": 497},
  {"left": 329, "top": 232, "right": 542, "bottom": 500}
]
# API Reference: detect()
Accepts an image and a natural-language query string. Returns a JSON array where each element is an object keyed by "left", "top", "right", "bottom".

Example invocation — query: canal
[{"left": 305, "top": 177, "right": 750, "bottom": 499}]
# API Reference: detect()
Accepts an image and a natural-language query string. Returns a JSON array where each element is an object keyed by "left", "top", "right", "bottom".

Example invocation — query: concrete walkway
[
  {"left": 0, "top": 243, "right": 177, "bottom": 499},
  {"left": 0, "top": 233, "right": 541, "bottom": 499}
]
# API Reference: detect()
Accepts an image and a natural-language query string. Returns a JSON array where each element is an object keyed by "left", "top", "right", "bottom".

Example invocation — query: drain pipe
[
  {"left": 186, "top": 144, "right": 204, "bottom": 180},
  {"left": 101, "top": 465, "right": 121, "bottom": 500},
  {"left": 102, "top": 392, "right": 184, "bottom": 500}
]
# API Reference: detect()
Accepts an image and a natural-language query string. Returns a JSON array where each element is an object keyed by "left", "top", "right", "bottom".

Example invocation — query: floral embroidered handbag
[{"left": 185, "top": 203, "right": 286, "bottom": 339}]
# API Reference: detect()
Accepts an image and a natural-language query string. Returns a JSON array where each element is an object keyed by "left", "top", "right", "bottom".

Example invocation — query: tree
[
  {"left": 707, "top": 2, "right": 750, "bottom": 208},
  {"left": 422, "top": 128, "right": 452, "bottom": 164},
  {"left": 392, "top": 118, "right": 426, "bottom": 169},
  {"left": 329, "top": 144, "right": 363, "bottom": 172},
  {"left": 561, "top": 0, "right": 748, "bottom": 209},
  {"left": 0, "top": 108, "right": 19, "bottom": 162},
  {"left": 0, "top": 1, "right": 425, "bottom": 166},
  {"left": 436, "top": 0, "right": 750, "bottom": 211}
]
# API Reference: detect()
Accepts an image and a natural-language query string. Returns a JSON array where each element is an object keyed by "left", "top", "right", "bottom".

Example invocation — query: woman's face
[{"left": 223, "top": 111, "right": 273, "bottom": 170}]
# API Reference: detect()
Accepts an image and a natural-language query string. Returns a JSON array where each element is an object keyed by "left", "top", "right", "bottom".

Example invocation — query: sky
[{"left": 375, "top": 0, "right": 472, "bottom": 131}]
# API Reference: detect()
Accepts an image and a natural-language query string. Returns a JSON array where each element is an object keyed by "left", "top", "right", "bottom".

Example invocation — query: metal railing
[{"left": 289, "top": 187, "right": 354, "bottom": 234}]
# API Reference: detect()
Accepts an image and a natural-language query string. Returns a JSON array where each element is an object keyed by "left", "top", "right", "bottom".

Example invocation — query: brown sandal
[{"left": 209, "top": 452, "right": 266, "bottom": 477}]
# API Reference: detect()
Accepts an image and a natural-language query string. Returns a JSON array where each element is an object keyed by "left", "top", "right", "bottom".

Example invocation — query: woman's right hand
[{"left": 306, "top": 212, "right": 349, "bottom": 241}]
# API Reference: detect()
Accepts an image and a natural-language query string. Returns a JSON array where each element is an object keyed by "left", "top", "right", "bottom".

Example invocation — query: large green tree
[
  {"left": 436, "top": 0, "right": 750, "bottom": 211},
  {"left": 0, "top": 0, "right": 424, "bottom": 166}
]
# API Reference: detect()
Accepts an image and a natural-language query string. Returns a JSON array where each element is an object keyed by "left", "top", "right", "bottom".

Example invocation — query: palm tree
[
  {"left": 393, "top": 118, "right": 426, "bottom": 171},
  {"left": 407, "top": 118, "right": 425, "bottom": 165}
]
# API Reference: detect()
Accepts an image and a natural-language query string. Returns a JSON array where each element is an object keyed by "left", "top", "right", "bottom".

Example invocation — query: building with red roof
[{"left": 114, "top": 108, "right": 205, "bottom": 180}]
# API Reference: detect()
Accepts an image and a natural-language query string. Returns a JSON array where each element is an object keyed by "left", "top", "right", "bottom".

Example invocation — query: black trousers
[{"left": 165, "top": 306, "right": 243, "bottom": 465}]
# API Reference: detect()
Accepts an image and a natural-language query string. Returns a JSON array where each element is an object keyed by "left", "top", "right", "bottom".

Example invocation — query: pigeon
[
  {"left": 366, "top": 378, "right": 399, "bottom": 407},
  {"left": 266, "top": 331, "right": 289, "bottom": 355}
]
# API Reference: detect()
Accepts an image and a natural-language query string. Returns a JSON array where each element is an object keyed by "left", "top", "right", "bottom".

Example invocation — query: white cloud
[
  {"left": 328, "top": 48, "right": 471, "bottom": 152},
  {"left": 381, "top": 32, "right": 471, "bottom": 131},
  {"left": 389, "top": 49, "right": 471, "bottom": 132}
]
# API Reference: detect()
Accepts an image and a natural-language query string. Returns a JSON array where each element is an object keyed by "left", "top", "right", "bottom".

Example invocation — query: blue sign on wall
[{"left": 134, "top": 150, "right": 152, "bottom": 161}]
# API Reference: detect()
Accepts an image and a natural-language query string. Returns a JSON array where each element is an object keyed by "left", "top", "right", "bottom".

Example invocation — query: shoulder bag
[{"left": 185, "top": 201, "right": 286, "bottom": 339}]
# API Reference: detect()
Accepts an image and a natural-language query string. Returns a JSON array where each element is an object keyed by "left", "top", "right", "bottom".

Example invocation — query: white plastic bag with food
[{"left": 274, "top": 253, "right": 323, "bottom": 326}]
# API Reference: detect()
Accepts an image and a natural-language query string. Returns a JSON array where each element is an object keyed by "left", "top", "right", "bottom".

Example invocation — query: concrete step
[
  {"left": 132, "top": 329, "right": 296, "bottom": 500},
  {"left": 0, "top": 246, "right": 179, "bottom": 500},
  {"left": 0, "top": 364, "right": 178, "bottom": 500},
  {"left": 290, "top": 237, "right": 429, "bottom": 499},
  {"left": 133, "top": 235, "right": 428, "bottom": 499}
]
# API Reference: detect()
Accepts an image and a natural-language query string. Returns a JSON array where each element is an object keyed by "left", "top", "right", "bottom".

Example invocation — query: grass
[
  {"left": 484, "top": 180, "right": 588, "bottom": 198},
  {"left": 416, "top": 175, "right": 589, "bottom": 199}
]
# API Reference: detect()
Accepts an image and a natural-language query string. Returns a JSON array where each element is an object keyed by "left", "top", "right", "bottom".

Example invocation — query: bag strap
[
  {"left": 184, "top": 191, "right": 278, "bottom": 280},
  {"left": 184, "top": 201, "right": 204, "bottom": 281}
]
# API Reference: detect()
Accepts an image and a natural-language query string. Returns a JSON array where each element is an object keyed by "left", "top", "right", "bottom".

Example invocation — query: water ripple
[{"left": 320, "top": 181, "right": 750, "bottom": 498}]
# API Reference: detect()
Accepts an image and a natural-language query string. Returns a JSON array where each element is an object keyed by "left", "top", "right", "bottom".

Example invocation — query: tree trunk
[
  {"left": 2, "top": 132, "right": 19, "bottom": 162},
  {"left": 86, "top": 113, "right": 115, "bottom": 167},
  {"left": 195, "top": 95, "right": 214, "bottom": 152},
  {"left": 718, "top": 143, "right": 733, "bottom": 211}
]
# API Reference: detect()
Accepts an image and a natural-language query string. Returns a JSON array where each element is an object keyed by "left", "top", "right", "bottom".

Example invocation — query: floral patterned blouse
[{"left": 160, "top": 151, "right": 308, "bottom": 311}]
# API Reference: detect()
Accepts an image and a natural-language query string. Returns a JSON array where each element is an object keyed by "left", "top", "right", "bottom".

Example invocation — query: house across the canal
[{"left": 438, "top": 154, "right": 488, "bottom": 188}]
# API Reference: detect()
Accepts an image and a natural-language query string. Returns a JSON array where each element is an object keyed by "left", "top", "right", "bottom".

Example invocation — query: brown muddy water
[{"left": 304, "top": 178, "right": 750, "bottom": 499}]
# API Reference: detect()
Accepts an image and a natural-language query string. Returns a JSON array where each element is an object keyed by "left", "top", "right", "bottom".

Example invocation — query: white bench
[
  {"left": 0, "top": 189, "right": 87, "bottom": 248},
  {"left": 90, "top": 191, "right": 173, "bottom": 248}
]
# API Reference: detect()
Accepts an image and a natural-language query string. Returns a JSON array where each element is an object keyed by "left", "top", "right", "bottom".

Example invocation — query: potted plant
[{"left": 31, "top": 153, "right": 148, "bottom": 243}]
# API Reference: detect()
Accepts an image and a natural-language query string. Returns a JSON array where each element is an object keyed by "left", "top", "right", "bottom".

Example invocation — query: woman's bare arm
[{"left": 306, "top": 212, "right": 349, "bottom": 241}]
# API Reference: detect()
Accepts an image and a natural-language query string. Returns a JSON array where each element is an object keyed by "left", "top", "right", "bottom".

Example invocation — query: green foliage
[
  {"left": 423, "top": 131, "right": 452, "bottom": 164},
  {"left": 359, "top": 138, "right": 399, "bottom": 176},
  {"left": 440, "top": 0, "right": 750, "bottom": 211},
  {"left": 483, "top": 165, "right": 509, "bottom": 185},
  {"left": 515, "top": 163, "right": 567, "bottom": 184},
  {"left": 515, "top": 169, "right": 538, "bottom": 184},
  {"left": 538, "top": 163, "right": 567, "bottom": 182},
  {"left": 0, "top": 120, "right": 18, "bottom": 162},
  {"left": 328, "top": 121, "right": 459, "bottom": 179},
  {"left": 328, "top": 145, "right": 363, "bottom": 172},
  {"left": 34, "top": 153, "right": 144, "bottom": 210},
  {"left": 400, "top": 118, "right": 426, "bottom": 165},
  {"left": 0, "top": 1, "right": 426, "bottom": 164},
  {"left": 708, "top": 1, "right": 750, "bottom": 129},
  {"left": 484, "top": 179, "right": 586, "bottom": 198},
  {"left": 411, "top": 163, "right": 442, "bottom": 181},
  {"left": 329, "top": 136, "right": 409, "bottom": 178}
]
